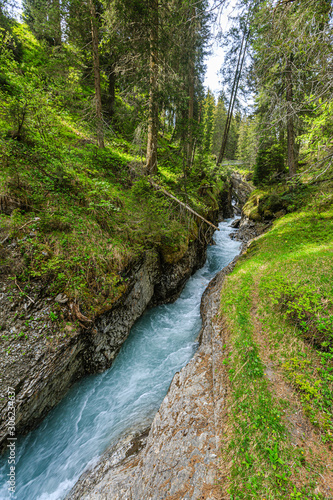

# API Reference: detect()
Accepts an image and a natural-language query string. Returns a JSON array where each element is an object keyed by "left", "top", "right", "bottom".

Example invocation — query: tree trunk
[
  {"left": 286, "top": 56, "right": 296, "bottom": 177},
  {"left": 217, "top": 31, "right": 248, "bottom": 165},
  {"left": 89, "top": 0, "right": 104, "bottom": 149},
  {"left": 186, "top": 57, "right": 195, "bottom": 170},
  {"left": 52, "top": 0, "right": 62, "bottom": 46},
  {"left": 146, "top": 0, "right": 159, "bottom": 176},
  {"left": 107, "top": 61, "right": 116, "bottom": 121}
]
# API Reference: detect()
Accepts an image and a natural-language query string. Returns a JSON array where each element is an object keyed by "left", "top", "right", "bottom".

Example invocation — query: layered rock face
[
  {"left": 66, "top": 174, "right": 261, "bottom": 500},
  {"left": 230, "top": 171, "right": 253, "bottom": 211},
  {"left": 0, "top": 226, "right": 214, "bottom": 452},
  {"left": 84, "top": 235, "right": 211, "bottom": 374}
]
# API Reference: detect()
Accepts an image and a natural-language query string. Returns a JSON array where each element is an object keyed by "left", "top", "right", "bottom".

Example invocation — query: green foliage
[
  {"left": 236, "top": 115, "right": 258, "bottom": 169},
  {"left": 263, "top": 276, "right": 333, "bottom": 347},
  {"left": 211, "top": 94, "right": 240, "bottom": 160},
  {"left": 0, "top": 21, "right": 225, "bottom": 317},
  {"left": 220, "top": 178, "right": 333, "bottom": 497},
  {"left": 253, "top": 144, "right": 285, "bottom": 186},
  {"left": 300, "top": 99, "right": 333, "bottom": 178},
  {"left": 201, "top": 89, "right": 215, "bottom": 154},
  {"left": 22, "top": 0, "right": 62, "bottom": 46}
]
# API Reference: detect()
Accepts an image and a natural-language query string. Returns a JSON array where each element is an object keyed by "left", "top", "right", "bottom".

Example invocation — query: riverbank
[
  {"left": 67, "top": 177, "right": 333, "bottom": 500},
  {"left": 0, "top": 136, "right": 239, "bottom": 451},
  {"left": 219, "top": 179, "right": 333, "bottom": 499},
  {"left": 0, "top": 217, "right": 244, "bottom": 499},
  {"left": 67, "top": 262, "right": 238, "bottom": 500},
  {"left": 0, "top": 209, "right": 222, "bottom": 450}
]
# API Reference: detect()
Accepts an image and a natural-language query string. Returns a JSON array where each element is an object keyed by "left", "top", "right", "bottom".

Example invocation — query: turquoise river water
[{"left": 0, "top": 219, "right": 240, "bottom": 500}]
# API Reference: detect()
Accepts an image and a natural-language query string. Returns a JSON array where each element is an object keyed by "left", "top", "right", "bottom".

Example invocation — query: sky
[
  {"left": 204, "top": 46, "right": 226, "bottom": 95},
  {"left": 203, "top": 0, "right": 236, "bottom": 96}
]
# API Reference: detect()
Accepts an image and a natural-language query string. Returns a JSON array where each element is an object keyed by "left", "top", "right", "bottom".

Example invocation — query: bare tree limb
[{"left": 148, "top": 180, "right": 220, "bottom": 231}]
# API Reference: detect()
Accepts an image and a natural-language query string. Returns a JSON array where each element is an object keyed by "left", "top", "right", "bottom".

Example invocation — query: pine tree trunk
[
  {"left": 89, "top": 0, "right": 104, "bottom": 149},
  {"left": 107, "top": 61, "right": 116, "bottom": 121},
  {"left": 186, "top": 57, "right": 195, "bottom": 170},
  {"left": 146, "top": 0, "right": 159, "bottom": 176},
  {"left": 52, "top": 0, "right": 62, "bottom": 46},
  {"left": 286, "top": 56, "right": 296, "bottom": 177}
]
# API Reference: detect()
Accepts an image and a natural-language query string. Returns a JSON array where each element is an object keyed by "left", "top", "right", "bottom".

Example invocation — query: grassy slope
[
  {"left": 0, "top": 24, "right": 227, "bottom": 326},
  {"left": 219, "top": 180, "right": 333, "bottom": 499}
]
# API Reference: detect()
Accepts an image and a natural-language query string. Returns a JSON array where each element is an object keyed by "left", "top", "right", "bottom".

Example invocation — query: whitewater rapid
[{"left": 0, "top": 219, "right": 240, "bottom": 500}]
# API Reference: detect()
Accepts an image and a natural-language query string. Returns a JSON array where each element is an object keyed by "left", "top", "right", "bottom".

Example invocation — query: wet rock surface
[
  {"left": 0, "top": 278, "right": 85, "bottom": 451},
  {"left": 0, "top": 174, "right": 245, "bottom": 453},
  {"left": 229, "top": 216, "right": 272, "bottom": 249},
  {"left": 230, "top": 172, "right": 254, "bottom": 213},
  {"left": 66, "top": 210, "right": 267, "bottom": 500}
]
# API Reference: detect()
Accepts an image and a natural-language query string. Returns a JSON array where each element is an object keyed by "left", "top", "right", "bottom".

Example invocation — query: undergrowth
[
  {"left": 0, "top": 138, "right": 227, "bottom": 315},
  {"left": 0, "top": 23, "right": 230, "bottom": 317}
]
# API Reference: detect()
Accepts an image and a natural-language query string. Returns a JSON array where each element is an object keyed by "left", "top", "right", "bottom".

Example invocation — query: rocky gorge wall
[
  {"left": 0, "top": 212, "right": 218, "bottom": 453},
  {"left": 230, "top": 171, "right": 254, "bottom": 211},
  {"left": 67, "top": 259, "right": 238, "bottom": 500},
  {"left": 0, "top": 174, "right": 253, "bottom": 454},
  {"left": 66, "top": 172, "right": 258, "bottom": 500}
]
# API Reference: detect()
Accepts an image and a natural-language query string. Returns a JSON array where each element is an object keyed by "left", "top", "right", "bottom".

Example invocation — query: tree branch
[{"left": 148, "top": 180, "right": 220, "bottom": 231}]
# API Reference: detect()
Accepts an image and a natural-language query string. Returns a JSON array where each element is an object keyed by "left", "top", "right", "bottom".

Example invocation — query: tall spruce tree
[
  {"left": 202, "top": 89, "right": 215, "bottom": 154},
  {"left": 88, "top": 0, "right": 104, "bottom": 148},
  {"left": 22, "top": 0, "right": 62, "bottom": 45}
]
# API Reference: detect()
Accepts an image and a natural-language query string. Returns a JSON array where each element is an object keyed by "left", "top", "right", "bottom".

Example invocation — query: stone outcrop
[
  {"left": 66, "top": 180, "right": 267, "bottom": 500},
  {"left": 84, "top": 235, "right": 211, "bottom": 374},
  {"left": 0, "top": 172, "right": 250, "bottom": 457},
  {"left": 230, "top": 171, "right": 254, "bottom": 213},
  {"left": 229, "top": 174, "right": 273, "bottom": 247},
  {"left": 229, "top": 216, "right": 272, "bottom": 250}
]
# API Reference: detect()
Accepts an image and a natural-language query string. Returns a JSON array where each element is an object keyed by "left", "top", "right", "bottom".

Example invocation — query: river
[{"left": 0, "top": 219, "right": 240, "bottom": 500}]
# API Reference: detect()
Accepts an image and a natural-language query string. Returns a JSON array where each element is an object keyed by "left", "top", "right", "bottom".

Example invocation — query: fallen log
[{"left": 148, "top": 179, "right": 219, "bottom": 231}]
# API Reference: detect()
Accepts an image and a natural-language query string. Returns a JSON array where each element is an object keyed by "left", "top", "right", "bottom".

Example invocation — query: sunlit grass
[{"left": 219, "top": 189, "right": 333, "bottom": 499}]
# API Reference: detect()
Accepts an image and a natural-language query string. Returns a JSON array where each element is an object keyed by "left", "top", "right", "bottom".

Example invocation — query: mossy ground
[
  {"left": 218, "top": 179, "right": 333, "bottom": 499},
  {"left": 0, "top": 140, "right": 227, "bottom": 317}
]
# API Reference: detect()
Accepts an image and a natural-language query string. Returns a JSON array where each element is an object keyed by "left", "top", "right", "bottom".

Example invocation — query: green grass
[
  {"left": 0, "top": 141, "right": 211, "bottom": 315},
  {"left": 0, "top": 25, "right": 231, "bottom": 318},
  {"left": 0, "top": 129, "right": 229, "bottom": 317},
  {"left": 219, "top": 181, "right": 333, "bottom": 499}
]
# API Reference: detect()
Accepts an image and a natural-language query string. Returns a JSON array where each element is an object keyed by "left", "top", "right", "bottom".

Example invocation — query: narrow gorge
[
  {"left": 3, "top": 178, "right": 255, "bottom": 498},
  {"left": 1, "top": 2, "right": 332, "bottom": 497}
]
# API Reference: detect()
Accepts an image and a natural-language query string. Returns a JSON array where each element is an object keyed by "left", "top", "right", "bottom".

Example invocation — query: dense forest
[
  {"left": 1, "top": 0, "right": 333, "bottom": 499},
  {"left": 0, "top": 0, "right": 240, "bottom": 312}
]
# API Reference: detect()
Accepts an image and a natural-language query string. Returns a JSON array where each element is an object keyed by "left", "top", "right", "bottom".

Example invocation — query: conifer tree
[
  {"left": 22, "top": 0, "right": 62, "bottom": 45},
  {"left": 249, "top": 0, "right": 331, "bottom": 176},
  {"left": 202, "top": 89, "right": 215, "bottom": 154},
  {"left": 146, "top": 0, "right": 159, "bottom": 175},
  {"left": 211, "top": 94, "right": 227, "bottom": 158},
  {"left": 236, "top": 115, "right": 258, "bottom": 168},
  {"left": 88, "top": 0, "right": 104, "bottom": 148}
]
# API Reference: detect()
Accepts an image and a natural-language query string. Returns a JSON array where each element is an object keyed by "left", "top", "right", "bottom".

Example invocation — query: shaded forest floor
[{"left": 0, "top": 23, "right": 229, "bottom": 321}]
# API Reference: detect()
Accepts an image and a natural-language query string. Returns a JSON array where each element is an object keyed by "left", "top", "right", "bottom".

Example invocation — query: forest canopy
[{"left": 0, "top": 0, "right": 331, "bottom": 185}]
